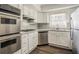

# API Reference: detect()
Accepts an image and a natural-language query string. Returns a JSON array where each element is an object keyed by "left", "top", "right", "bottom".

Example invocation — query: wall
[
  {"left": 41, "top": 4, "right": 77, "bottom": 12},
  {"left": 43, "top": 6, "right": 79, "bottom": 49},
  {"left": 37, "top": 23, "right": 49, "bottom": 29},
  {"left": 23, "top": 4, "right": 41, "bottom": 12},
  {"left": 47, "top": 6, "right": 79, "bottom": 29}
]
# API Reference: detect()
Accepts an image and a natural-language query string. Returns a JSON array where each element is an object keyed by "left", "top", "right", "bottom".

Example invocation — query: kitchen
[{"left": 0, "top": 4, "right": 79, "bottom": 54}]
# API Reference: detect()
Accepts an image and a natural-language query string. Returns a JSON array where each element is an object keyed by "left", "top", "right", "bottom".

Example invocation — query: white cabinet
[
  {"left": 30, "top": 9, "right": 35, "bottom": 18},
  {"left": 21, "top": 31, "right": 38, "bottom": 54},
  {"left": 56, "top": 31, "right": 71, "bottom": 47},
  {"left": 28, "top": 31, "right": 38, "bottom": 52},
  {"left": 37, "top": 12, "right": 49, "bottom": 23},
  {"left": 48, "top": 31, "right": 72, "bottom": 49},
  {"left": 37, "top": 12, "right": 43, "bottom": 23},
  {"left": 48, "top": 31, "right": 57, "bottom": 44},
  {"left": 21, "top": 32, "right": 29, "bottom": 54},
  {"left": 28, "top": 31, "right": 34, "bottom": 51},
  {"left": 23, "top": 6, "right": 49, "bottom": 23},
  {"left": 42, "top": 12, "right": 49, "bottom": 23},
  {"left": 23, "top": 5, "right": 38, "bottom": 20},
  {"left": 32, "top": 31, "right": 38, "bottom": 48},
  {"left": 10, "top": 4, "right": 20, "bottom": 9},
  {"left": 34, "top": 11, "right": 38, "bottom": 20},
  {"left": 23, "top": 6, "right": 30, "bottom": 17}
]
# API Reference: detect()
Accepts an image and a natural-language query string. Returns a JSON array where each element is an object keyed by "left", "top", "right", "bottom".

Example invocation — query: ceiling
[
  {"left": 23, "top": 4, "right": 79, "bottom": 12},
  {"left": 40, "top": 4, "right": 79, "bottom": 11},
  {"left": 23, "top": 4, "right": 41, "bottom": 11}
]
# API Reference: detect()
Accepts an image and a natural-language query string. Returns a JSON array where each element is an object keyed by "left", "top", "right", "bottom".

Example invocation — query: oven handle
[
  {"left": 0, "top": 34, "right": 20, "bottom": 42},
  {"left": 0, "top": 38, "right": 17, "bottom": 48}
]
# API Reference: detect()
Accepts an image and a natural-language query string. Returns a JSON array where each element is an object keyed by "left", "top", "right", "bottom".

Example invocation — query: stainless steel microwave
[
  {"left": 0, "top": 33, "right": 21, "bottom": 54},
  {"left": 0, "top": 14, "right": 20, "bottom": 36}
]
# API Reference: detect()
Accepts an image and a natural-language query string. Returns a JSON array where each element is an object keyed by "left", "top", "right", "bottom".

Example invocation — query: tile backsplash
[{"left": 37, "top": 23, "right": 49, "bottom": 29}]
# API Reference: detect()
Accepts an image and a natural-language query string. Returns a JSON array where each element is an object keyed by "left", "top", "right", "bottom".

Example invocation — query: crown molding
[{"left": 41, "top": 5, "right": 79, "bottom": 12}]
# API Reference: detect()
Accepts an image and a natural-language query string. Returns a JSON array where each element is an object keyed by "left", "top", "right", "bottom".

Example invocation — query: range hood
[{"left": 23, "top": 15, "right": 35, "bottom": 23}]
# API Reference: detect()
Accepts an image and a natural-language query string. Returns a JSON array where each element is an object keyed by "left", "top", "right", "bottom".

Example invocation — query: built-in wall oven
[
  {"left": 0, "top": 34, "right": 21, "bottom": 54},
  {"left": 0, "top": 14, "right": 20, "bottom": 36},
  {"left": 0, "top": 4, "right": 21, "bottom": 54}
]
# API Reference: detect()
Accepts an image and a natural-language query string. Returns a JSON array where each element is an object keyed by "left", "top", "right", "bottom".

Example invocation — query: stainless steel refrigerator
[{"left": 71, "top": 8, "right": 79, "bottom": 53}]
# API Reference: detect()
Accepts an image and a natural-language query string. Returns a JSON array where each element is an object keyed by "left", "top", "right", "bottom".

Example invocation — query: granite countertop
[
  {"left": 21, "top": 29, "right": 36, "bottom": 32},
  {"left": 37, "top": 29, "right": 50, "bottom": 32},
  {"left": 37, "top": 28, "right": 71, "bottom": 32},
  {"left": 20, "top": 28, "right": 71, "bottom": 32}
]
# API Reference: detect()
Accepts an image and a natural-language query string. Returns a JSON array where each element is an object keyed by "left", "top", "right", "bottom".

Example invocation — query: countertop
[
  {"left": 20, "top": 29, "right": 36, "bottom": 32},
  {"left": 37, "top": 28, "right": 71, "bottom": 32},
  {"left": 20, "top": 28, "right": 71, "bottom": 32}
]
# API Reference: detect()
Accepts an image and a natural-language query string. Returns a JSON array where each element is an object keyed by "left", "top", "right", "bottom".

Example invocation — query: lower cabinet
[
  {"left": 28, "top": 31, "right": 38, "bottom": 52},
  {"left": 20, "top": 31, "right": 38, "bottom": 54},
  {"left": 21, "top": 32, "right": 29, "bottom": 54},
  {"left": 48, "top": 31, "right": 72, "bottom": 49}
]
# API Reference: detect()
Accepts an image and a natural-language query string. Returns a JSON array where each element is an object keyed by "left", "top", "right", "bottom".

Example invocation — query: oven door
[
  {"left": 0, "top": 15, "right": 20, "bottom": 36},
  {"left": 0, "top": 34, "right": 21, "bottom": 54}
]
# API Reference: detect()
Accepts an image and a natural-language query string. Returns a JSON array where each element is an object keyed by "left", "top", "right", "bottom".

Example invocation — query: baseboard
[
  {"left": 49, "top": 43, "right": 72, "bottom": 51},
  {"left": 37, "top": 44, "right": 48, "bottom": 46}
]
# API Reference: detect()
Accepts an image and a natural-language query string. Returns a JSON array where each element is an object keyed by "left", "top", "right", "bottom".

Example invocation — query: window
[{"left": 49, "top": 13, "right": 67, "bottom": 28}]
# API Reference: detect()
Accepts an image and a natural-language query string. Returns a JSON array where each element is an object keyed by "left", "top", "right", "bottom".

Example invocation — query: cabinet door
[
  {"left": 33, "top": 32, "right": 38, "bottom": 48},
  {"left": 10, "top": 4, "right": 20, "bottom": 9},
  {"left": 58, "top": 32, "right": 71, "bottom": 48},
  {"left": 21, "top": 33, "right": 29, "bottom": 54},
  {"left": 28, "top": 31, "right": 38, "bottom": 51},
  {"left": 34, "top": 11, "right": 37, "bottom": 20},
  {"left": 37, "top": 12, "right": 49, "bottom": 23},
  {"left": 37, "top": 12, "right": 43, "bottom": 23},
  {"left": 35, "top": 32, "right": 38, "bottom": 46},
  {"left": 48, "top": 31, "right": 71, "bottom": 48},
  {"left": 48, "top": 31, "right": 57, "bottom": 44},
  {"left": 28, "top": 32, "right": 34, "bottom": 51},
  {"left": 42, "top": 13, "right": 49, "bottom": 23},
  {"left": 34, "top": 11, "right": 38, "bottom": 22},
  {"left": 23, "top": 6, "right": 30, "bottom": 17},
  {"left": 30, "top": 9, "right": 35, "bottom": 18}
]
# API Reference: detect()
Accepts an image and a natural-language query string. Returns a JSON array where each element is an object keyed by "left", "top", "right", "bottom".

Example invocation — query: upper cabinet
[
  {"left": 10, "top": 4, "right": 49, "bottom": 23},
  {"left": 37, "top": 12, "right": 49, "bottom": 23},
  {"left": 43, "top": 12, "right": 49, "bottom": 23},
  {"left": 10, "top": 4, "right": 20, "bottom": 9},
  {"left": 22, "top": 5, "right": 49, "bottom": 23},
  {"left": 23, "top": 6, "right": 30, "bottom": 17},
  {"left": 23, "top": 5, "right": 38, "bottom": 20},
  {"left": 37, "top": 12, "right": 43, "bottom": 23}
]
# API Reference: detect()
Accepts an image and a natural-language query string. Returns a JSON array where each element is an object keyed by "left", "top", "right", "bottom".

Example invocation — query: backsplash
[
  {"left": 21, "top": 19, "right": 37, "bottom": 30},
  {"left": 37, "top": 23, "right": 49, "bottom": 29}
]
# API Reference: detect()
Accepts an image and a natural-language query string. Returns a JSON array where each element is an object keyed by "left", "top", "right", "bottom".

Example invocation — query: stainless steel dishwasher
[{"left": 38, "top": 31, "right": 48, "bottom": 45}]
